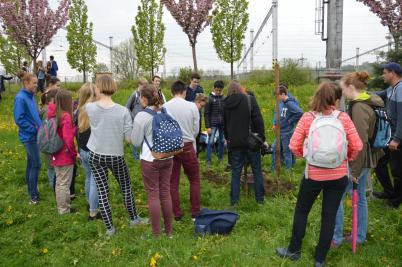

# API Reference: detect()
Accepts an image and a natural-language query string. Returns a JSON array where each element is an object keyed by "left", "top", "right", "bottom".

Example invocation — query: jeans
[
  {"left": 23, "top": 141, "right": 41, "bottom": 200},
  {"left": 230, "top": 149, "right": 265, "bottom": 205},
  {"left": 131, "top": 145, "right": 140, "bottom": 160},
  {"left": 80, "top": 150, "right": 99, "bottom": 213},
  {"left": 271, "top": 131, "right": 295, "bottom": 170},
  {"left": 206, "top": 126, "right": 225, "bottom": 163},
  {"left": 389, "top": 146, "right": 402, "bottom": 203},
  {"left": 333, "top": 168, "right": 370, "bottom": 245}
]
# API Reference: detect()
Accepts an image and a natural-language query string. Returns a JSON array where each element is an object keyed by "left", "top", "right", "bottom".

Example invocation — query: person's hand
[
  {"left": 388, "top": 140, "right": 400, "bottom": 151},
  {"left": 207, "top": 128, "right": 211, "bottom": 135},
  {"left": 352, "top": 177, "right": 358, "bottom": 183},
  {"left": 272, "top": 125, "right": 276, "bottom": 131},
  {"left": 76, "top": 154, "right": 81, "bottom": 162}
]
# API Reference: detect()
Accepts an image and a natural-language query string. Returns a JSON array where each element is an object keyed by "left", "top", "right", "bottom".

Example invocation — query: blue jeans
[
  {"left": 132, "top": 145, "right": 139, "bottom": 160},
  {"left": 206, "top": 126, "right": 225, "bottom": 163},
  {"left": 80, "top": 150, "right": 99, "bottom": 212},
  {"left": 270, "top": 131, "right": 295, "bottom": 170},
  {"left": 333, "top": 168, "right": 370, "bottom": 244},
  {"left": 230, "top": 149, "right": 265, "bottom": 205},
  {"left": 23, "top": 141, "right": 41, "bottom": 200}
]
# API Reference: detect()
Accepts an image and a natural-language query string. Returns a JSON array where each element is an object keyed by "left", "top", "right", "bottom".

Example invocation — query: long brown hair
[
  {"left": 310, "top": 82, "right": 342, "bottom": 112},
  {"left": 96, "top": 75, "right": 117, "bottom": 95},
  {"left": 140, "top": 84, "right": 163, "bottom": 108},
  {"left": 227, "top": 80, "right": 242, "bottom": 96},
  {"left": 341, "top": 71, "right": 369, "bottom": 91},
  {"left": 78, "top": 83, "right": 96, "bottom": 133},
  {"left": 55, "top": 89, "right": 73, "bottom": 123}
]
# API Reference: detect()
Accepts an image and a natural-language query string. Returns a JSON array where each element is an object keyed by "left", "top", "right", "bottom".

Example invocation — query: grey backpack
[{"left": 37, "top": 118, "right": 64, "bottom": 154}]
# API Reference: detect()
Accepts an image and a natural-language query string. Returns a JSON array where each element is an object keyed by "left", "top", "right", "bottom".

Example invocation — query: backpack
[
  {"left": 143, "top": 108, "right": 184, "bottom": 159},
  {"left": 194, "top": 209, "right": 239, "bottom": 235},
  {"left": 37, "top": 118, "right": 64, "bottom": 154},
  {"left": 369, "top": 107, "right": 391, "bottom": 149},
  {"left": 304, "top": 110, "right": 348, "bottom": 171}
]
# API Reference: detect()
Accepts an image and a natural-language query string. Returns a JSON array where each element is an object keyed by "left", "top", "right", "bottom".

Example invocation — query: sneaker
[
  {"left": 106, "top": 227, "right": 116, "bottom": 236},
  {"left": 275, "top": 247, "right": 301, "bottom": 261},
  {"left": 88, "top": 212, "right": 102, "bottom": 221},
  {"left": 314, "top": 261, "right": 325, "bottom": 267},
  {"left": 29, "top": 199, "right": 39, "bottom": 205},
  {"left": 130, "top": 216, "right": 149, "bottom": 227},
  {"left": 70, "top": 194, "right": 76, "bottom": 200}
]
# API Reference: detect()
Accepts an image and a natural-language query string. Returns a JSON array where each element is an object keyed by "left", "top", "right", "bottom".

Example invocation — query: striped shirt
[{"left": 289, "top": 109, "right": 363, "bottom": 181}]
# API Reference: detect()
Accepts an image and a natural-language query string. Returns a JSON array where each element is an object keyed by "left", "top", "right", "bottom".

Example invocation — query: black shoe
[
  {"left": 70, "top": 194, "right": 76, "bottom": 201},
  {"left": 314, "top": 261, "right": 325, "bottom": 267},
  {"left": 388, "top": 198, "right": 401, "bottom": 208},
  {"left": 275, "top": 247, "right": 301, "bottom": 261},
  {"left": 88, "top": 212, "right": 102, "bottom": 221},
  {"left": 373, "top": 191, "right": 393, "bottom": 199}
]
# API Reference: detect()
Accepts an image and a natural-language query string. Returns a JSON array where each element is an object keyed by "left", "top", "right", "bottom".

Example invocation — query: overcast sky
[{"left": 45, "top": 0, "right": 389, "bottom": 78}]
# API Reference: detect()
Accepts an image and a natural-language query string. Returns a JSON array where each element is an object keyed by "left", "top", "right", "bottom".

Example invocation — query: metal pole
[
  {"left": 355, "top": 47, "right": 360, "bottom": 70},
  {"left": 250, "top": 29, "right": 254, "bottom": 71},
  {"left": 326, "top": 0, "right": 343, "bottom": 69},
  {"left": 243, "top": 46, "right": 247, "bottom": 73},
  {"left": 109, "top": 36, "right": 113, "bottom": 73}
]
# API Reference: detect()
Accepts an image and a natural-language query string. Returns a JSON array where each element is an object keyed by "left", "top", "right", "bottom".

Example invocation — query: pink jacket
[
  {"left": 47, "top": 103, "right": 77, "bottom": 166},
  {"left": 289, "top": 109, "right": 363, "bottom": 181}
]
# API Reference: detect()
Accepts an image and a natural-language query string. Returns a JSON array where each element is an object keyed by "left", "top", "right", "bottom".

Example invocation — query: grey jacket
[{"left": 126, "top": 90, "right": 144, "bottom": 120}]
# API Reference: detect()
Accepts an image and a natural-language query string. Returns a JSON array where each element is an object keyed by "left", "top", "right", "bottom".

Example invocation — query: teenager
[
  {"left": 131, "top": 84, "right": 174, "bottom": 236},
  {"left": 49, "top": 55, "right": 58, "bottom": 77},
  {"left": 76, "top": 83, "right": 100, "bottom": 220},
  {"left": 0, "top": 74, "right": 13, "bottom": 101},
  {"left": 332, "top": 71, "right": 384, "bottom": 247},
  {"left": 205, "top": 81, "right": 225, "bottom": 165},
  {"left": 13, "top": 73, "right": 42, "bottom": 204},
  {"left": 185, "top": 73, "right": 204, "bottom": 102},
  {"left": 275, "top": 82, "right": 363, "bottom": 267},
  {"left": 86, "top": 75, "right": 146, "bottom": 236},
  {"left": 36, "top": 61, "right": 46, "bottom": 93},
  {"left": 223, "top": 81, "right": 265, "bottom": 205},
  {"left": 164, "top": 80, "right": 201, "bottom": 220},
  {"left": 271, "top": 84, "right": 303, "bottom": 170}
]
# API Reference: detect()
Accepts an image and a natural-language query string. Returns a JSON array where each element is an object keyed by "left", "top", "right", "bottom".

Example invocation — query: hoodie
[
  {"left": 47, "top": 103, "right": 77, "bottom": 166},
  {"left": 273, "top": 93, "right": 303, "bottom": 133},
  {"left": 13, "top": 89, "right": 42, "bottom": 143},
  {"left": 348, "top": 92, "right": 384, "bottom": 178},
  {"left": 204, "top": 92, "right": 225, "bottom": 128},
  {"left": 224, "top": 93, "right": 265, "bottom": 150}
]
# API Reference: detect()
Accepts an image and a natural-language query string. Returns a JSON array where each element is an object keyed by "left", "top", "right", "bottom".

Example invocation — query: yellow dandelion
[
  {"left": 112, "top": 249, "right": 117, "bottom": 256},
  {"left": 346, "top": 199, "right": 352, "bottom": 207},
  {"left": 192, "top": 255, "right": 199, "bottom": 261},
  {"left": 6, "top": 206, "right": 12, "bottom": 212},
  {"left": 42, "top": 248, "right": 48, "bottom": 254},
  {"left": 5, "top": 219, "right": 13, "bottom": 225},
  {"left": 27, "top": 214, "right": 32, "bottom": 218}
]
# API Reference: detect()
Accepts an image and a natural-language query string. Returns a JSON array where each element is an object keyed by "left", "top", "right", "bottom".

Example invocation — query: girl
[
  {"left": 332, "top": 72, "right": 384, "bottom": 247},
  {"left": 47, "top": 89, "right": 77, "bottom": 214},
  {"left": 86, "top": 75, "right": 146, "bottom": 236},
  {"left": 36, "top": 60, "right": 46, "bottom": 93},
  {"left": 131, "top": 84, "right": 173, "bottom": 237},
  {"left": 76, "top": 83, "right": 100, "bottom": 220},
  {"left": 275, "top": 82, "right": 363, "bottom": 267}
]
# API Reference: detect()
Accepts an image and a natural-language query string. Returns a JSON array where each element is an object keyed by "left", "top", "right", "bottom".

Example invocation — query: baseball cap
[{"left": 382, "top": 62, "right": 402, "bottom": 75}]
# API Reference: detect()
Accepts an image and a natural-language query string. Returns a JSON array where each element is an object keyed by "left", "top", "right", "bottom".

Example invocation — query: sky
[{"left": 42, "top": 0, "right": 389, "bottom": 79}]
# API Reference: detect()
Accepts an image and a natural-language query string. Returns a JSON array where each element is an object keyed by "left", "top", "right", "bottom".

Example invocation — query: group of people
[
  {"left": 20, "top": 55, "right": 59, "bottom": 92},
  {"left": 12, "top": 61, "right": 401, "bottom": 266}
]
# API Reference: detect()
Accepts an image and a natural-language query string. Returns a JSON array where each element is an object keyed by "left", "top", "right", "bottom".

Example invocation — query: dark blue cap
[{"left": 382, "top": 62, "right": 402, "bottom": 75}]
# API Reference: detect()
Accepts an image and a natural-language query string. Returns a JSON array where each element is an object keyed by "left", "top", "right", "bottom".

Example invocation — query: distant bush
[
  {"left": 177, "top": 67, "right": 204, "bottom": 83},
  {"left": 280, "top": 59, "right": 311, "bottom": 86},
  {"left": 62, "top": 82, "right": 82, "bottom": 92},
  {"left": 244, "top": 69, "right": 274, "bottom": 86}
]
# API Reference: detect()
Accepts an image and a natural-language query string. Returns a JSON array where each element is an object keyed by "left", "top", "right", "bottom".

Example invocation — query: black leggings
[{"left": 288, "top": 176, "right": 348, "bottom": 263}]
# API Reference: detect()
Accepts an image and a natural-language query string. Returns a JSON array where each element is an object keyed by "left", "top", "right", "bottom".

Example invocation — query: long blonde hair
[{"left": 78, "top": 82, "right": 97, "bottom": 133}]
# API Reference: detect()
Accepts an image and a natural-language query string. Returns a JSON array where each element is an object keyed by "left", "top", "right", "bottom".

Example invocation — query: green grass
[{"left": 0, "top": 83, "right": 401, "bottom": 267}]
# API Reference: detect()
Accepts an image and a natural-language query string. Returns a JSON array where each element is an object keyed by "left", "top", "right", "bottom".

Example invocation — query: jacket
[
  {"left": 289, "top": 109, "right": 363, "bottom": 181},
  {"left": 125, "top": 90, "right": 144, "bottom": 120},
  {"left": 185, "top": 85, "right": 204, "bottom": 102},
  {"left": 224, "top": 93, "right": 265, "bottom": 150},
  {"left": 376, "top": 81, "right": 402, "bottom": 142},
  {"left": 47, "top": 103, "right": 77, "bottom": 166},
  {"left": 0, "top": 75, "right": 12, "bottom": 93},
  {"left": 273, "top": 93, "right": 303, "bottom": 133},
  {"left": 13, "top": 89, "right": 42, "bottom": 143},
  {"left": 49, "top": 61, "right": 58, "bottom": 77},
  {"left": 204, "top": 92, "right": 225, "bottom": 128},
  {"left": 348, "top": 92, "right": 384, "bottom": 177}
]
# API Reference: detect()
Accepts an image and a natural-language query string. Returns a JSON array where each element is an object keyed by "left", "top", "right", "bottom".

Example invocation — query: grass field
[{"left": 0, "top": 82, "right": 401, "bottom": 267}]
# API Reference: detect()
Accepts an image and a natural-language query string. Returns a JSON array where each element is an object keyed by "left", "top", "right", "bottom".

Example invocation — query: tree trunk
[
  {"left": 83, "top": 70, "right": 87, "bottom": 83},
  {"left": 191, "top": 44, "right": 198, "bottom": 73},
  {"left": 230, "top": 61, "right": 234, "bottom": 80}
]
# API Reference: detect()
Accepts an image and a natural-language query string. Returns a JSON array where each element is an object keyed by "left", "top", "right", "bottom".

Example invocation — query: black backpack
[{"left": 194, "top": 209, "right": 239, "bottom": 235}]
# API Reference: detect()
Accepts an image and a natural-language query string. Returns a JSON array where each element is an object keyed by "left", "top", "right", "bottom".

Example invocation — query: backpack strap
[{"left": 142, "top": 108, "right": 157, "bottom": 116}]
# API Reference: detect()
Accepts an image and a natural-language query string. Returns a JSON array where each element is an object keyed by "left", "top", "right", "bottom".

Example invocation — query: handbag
[{"left": 246, "top": 95, "right": 264, "bottom": 151}]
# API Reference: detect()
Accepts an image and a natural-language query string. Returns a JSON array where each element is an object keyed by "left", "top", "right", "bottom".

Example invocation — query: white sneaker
[
  {"left": 130, "top": 216, "right": 149, "bottom": 227},
  {"left": 106, "top": 227, "right": 116, "bottom": 236}
]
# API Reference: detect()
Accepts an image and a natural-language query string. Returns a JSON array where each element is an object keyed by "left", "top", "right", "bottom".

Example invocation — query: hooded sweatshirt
[
  {"left": 47, "top": 103, "right": 77, "bottom": 166},
  {"left": 224, "top": 93, "right": 265, "bottom": 150},
  {"left": 348, "top": 92, "right": 384, "bottom": 177},
  {"left": 273, "top": 92, "right": 303, "bottom": 133}
]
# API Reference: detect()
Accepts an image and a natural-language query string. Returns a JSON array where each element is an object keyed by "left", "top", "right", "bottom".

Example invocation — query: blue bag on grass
[{"left": 194, "top": 208, "right": 239, "bottom": 235}]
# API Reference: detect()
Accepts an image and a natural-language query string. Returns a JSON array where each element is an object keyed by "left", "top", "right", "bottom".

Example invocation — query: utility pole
[
  {"left": 109, "top": 36, "right": 113, "bottom": 72},
  {"left": 326, "top": 0, "right": 343, "bottom": 69},
  {"left": 250, "top": 29, "right": 254, "bottom": 71},
  {"left": 163, "top": 51, "right": 166, "bottom": 78},
  {"left": 243, "top": 46, "right": 247, "bottom": 73},
  {"left": 299, "top": 53, "right": 307, "bottom": 67},
  {"left": 355, "top": 47, "right": 360, "bottom": 70}
]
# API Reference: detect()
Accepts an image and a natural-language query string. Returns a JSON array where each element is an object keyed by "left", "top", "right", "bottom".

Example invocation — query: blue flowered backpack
[{"left": 143, "top": 108, "right": 184, "bottom": 159}]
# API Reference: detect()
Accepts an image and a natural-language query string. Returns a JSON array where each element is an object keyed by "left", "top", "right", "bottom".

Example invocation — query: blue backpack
[
  {"left": 371, "top": 107, "right": 391, "bottom": 149},
  {"left": 143, "top": 108, "right": 184, "bottom": 159},
  {"left": 194, "top": 209, "right": 239, "bottom": 235}
]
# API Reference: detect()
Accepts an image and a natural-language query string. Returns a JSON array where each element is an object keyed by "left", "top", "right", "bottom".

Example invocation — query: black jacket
[
  {"left": 224, "top": 93, "right": 265, "bottom": 150},
  {"left": 204, "top": 93, "right": 225, "bottom": 128},
  {"left": 0, "top": 75, "right": 12, "bottom": 93}
]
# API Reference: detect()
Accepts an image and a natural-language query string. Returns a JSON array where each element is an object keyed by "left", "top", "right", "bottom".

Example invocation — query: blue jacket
[
  {"left": 49, "top": 61, "right": 58, "bottom": 77},
  {"left": 13, "top": 89, "right": 42, "bottom": 143},
  {"left": 377, "top": 81, "right": 402, "bottom": 142},
  {"left": 273, "top": 93, "right": 303, "bottom": 134},
  {"left": 185, "top": 85, "right": 204, "bottom": 102}
]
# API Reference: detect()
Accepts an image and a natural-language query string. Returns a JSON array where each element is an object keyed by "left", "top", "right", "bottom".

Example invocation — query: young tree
[
  {"left": 357, "top": 0, "right": 402, "bottom": 50},
  {"left": 0, "top": 0, "right": 70, "bottom": 71},
  {"left": 210, "top": 0, "right": 248, "bottom": 79},
  {"left": 112, "top": 39, "right": 137, "bottom": 81},
  {"left": 66, "top": 0, "right": 97, "bottom": 82},
  {"left": 162, "top": 0, "right": 214, "bottom": 72},
  {"left": 132, "top": 0, "right": 165, "bottom": 78},
  {"left": 0, "top": 34, "right": 29, "bottom": 75}
]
